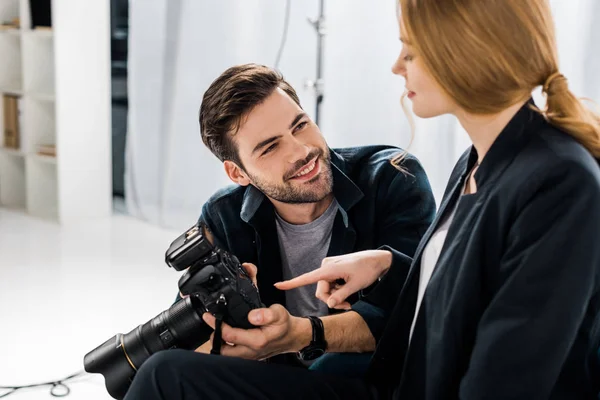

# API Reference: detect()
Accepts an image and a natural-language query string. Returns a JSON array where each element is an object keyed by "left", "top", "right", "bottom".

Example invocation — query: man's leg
[
  {"left": 309, "top": 353, "right": 373, "bottom": 379},
  {"left": 124, "top": 349, "right": 383, "bottom": 400}
]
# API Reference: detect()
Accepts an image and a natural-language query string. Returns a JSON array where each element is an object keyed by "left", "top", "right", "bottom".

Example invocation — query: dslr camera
[{"left": 83, "top": 224, "right": 263, "bottom": 400}]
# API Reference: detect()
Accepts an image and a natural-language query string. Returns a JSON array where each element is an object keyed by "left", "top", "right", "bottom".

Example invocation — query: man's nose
[{"left": 286, "top": 136, "right": 311, "bottom": 164}]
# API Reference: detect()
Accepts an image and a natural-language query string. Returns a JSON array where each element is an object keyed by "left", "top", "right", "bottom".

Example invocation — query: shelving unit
[{"left": 0, "top": 0, "right": 111, "bottom": 223}]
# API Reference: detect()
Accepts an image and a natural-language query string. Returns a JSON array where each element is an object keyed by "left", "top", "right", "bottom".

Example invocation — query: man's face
[{"left": 230, "top": 88, "right": 333, "bottom": 204}]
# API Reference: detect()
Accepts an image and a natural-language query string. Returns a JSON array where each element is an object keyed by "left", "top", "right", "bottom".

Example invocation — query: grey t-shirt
[{"left": 275, "top": 199, "right": 339, "bottom": 317}]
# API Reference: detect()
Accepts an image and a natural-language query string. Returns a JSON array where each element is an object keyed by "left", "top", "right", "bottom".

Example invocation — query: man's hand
[
  {"left": 195, "top": 340, "right": 212, "bottom": 354},
  {"left": 240, "top": 262, "right": 258, "bottom": 287},
  {"left": 202, "top": 305, "right": 311, "bottom": 360},
  {"left": 275, "top": 250, "right": 392, "bottom": 309}
]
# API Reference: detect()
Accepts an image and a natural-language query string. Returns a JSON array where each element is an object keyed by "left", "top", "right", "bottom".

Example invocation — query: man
[{"left": 182, "top": 63, "right": 435, "bottom": 369}]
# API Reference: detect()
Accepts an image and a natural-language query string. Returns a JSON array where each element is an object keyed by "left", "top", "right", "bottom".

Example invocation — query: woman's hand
[{"left": 275, "top": 250, "right": 393, "bottom": 309}]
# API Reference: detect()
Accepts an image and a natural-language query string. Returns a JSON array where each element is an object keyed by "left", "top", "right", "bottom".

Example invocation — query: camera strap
[{"left": 210, "top": 294, "right": 228, "bottom": 355}]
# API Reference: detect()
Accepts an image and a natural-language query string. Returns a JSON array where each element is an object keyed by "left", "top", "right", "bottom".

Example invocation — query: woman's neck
[{"left": 455, "top": 99, "right": 527, "bottom": 163}]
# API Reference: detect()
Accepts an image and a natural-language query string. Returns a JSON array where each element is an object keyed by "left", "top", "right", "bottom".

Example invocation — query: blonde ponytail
[{"left": 542, "top": 72, "right": 600, "bottom": 158}]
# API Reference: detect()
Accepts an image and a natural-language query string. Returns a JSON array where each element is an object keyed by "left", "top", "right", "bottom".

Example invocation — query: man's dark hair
[{"left": 199, "top": 64, "right": 302, "bottom": 167}]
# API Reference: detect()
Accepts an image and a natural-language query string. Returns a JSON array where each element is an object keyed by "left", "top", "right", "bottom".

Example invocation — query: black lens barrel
[{"left": 83, "top": 296, "right": 212, "bottom": 399}]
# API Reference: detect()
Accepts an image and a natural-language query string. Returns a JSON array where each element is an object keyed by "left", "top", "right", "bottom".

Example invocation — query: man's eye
[
  {"left": 293, "top": 121, "right": 308, "bottom": 133},
  {"left": 262, "top": 143, "right": 277, "bottom": 156}
]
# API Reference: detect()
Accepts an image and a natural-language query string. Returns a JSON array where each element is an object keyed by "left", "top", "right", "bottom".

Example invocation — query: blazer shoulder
[{"left": 523, "top": 125, "right": 600, "bottom": 187}]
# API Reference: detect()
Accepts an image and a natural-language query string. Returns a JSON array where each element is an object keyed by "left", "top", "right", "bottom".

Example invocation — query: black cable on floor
[{"left": 0, "top": 370, "right": 86, "bottom": 398}]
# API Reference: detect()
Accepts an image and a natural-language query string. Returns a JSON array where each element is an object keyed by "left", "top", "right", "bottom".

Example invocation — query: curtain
[{"left": 126, "top": 0, "right": 600, "bottom": 230}]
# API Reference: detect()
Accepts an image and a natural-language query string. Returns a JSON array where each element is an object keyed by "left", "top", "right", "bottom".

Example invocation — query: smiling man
[{"left": 190, "top": 63, "right": 435, "bottom": 367}]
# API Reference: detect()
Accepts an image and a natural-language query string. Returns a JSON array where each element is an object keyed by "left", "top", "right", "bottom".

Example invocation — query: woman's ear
[{"left": 224, "top": 160, "right": 251, "bottom": 186}]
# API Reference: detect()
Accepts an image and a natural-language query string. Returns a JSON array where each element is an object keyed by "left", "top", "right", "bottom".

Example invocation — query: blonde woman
[{"left": 125, "top": 1, "right": 600, "bottom": 399}]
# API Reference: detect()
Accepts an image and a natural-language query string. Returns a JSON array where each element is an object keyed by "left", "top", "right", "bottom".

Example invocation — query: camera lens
[{"left": 84, "top": 296, "right": 213, "bottom": 399}]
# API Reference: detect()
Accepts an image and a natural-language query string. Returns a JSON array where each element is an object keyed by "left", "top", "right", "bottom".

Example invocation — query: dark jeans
[
  {"left": 123, "top": 350, "right": 388, "bottom": 400},
  {"left": 309, "top": 352, "right": 373, "bottom": 379}
]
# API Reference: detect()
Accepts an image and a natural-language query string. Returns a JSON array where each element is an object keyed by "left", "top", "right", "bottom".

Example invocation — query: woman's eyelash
[{"left": 404, "top": 54, "right": 414, "bottom": 62}]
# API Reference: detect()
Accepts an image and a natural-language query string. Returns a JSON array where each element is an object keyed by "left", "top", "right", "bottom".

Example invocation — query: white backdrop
[{"left": 126, "top": 0, "right": 600, "bottom": 230}]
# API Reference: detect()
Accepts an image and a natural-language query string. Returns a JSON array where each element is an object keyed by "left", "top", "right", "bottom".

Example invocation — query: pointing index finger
[{"left": 274, "top": 268, "right": 331, "bottom": 290}]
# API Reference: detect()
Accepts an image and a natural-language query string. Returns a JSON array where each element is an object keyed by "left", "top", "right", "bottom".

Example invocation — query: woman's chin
[{"left": 412, "top": 103, "right": 444, "bottom": 119}]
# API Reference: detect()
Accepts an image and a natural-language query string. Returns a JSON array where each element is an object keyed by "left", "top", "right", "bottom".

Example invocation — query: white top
[{"left": 409, "top": 199, "right": 459, "bottom": 342}]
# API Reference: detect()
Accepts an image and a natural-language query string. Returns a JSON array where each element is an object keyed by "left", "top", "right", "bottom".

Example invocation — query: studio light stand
[{"left": 305, "top": 0, "right": 326, "bottom": 126}]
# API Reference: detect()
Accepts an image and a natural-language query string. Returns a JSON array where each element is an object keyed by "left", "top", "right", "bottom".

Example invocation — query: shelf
[
  {"left": 0, "top": 28, "right": 21, "bottom": 36},
  {"left": 24, "top": 28, "right": 53, "bottom": 39},
  {"left": 0, "top": 87, "right": 22, "bottom": 96},
  {"left": 26, "top": 157, "right": 57, "bottom": 219},
  {"left": 0, "top": 147, "right": 24, "bottom": 157},
  {"left": 0, "top": 0, "right": 19, "bottom": 29},
  {"left": 29, "top": 153, "right": 57, "bottom": 165},
  {"left": 22, "top": 97, "right": 55, "bottom": 154},
  {"left": 0, "top": 150, "right": 26, "bottom": 209},
  {"left": 0, "top": 32, "right": 22, "bottom": 92},
  {"left": 22, "top": 30, "right": 54, "bottom": 96},
  {"left": 29, "top": 92, "right": 54, "bottom": 102},
  {"left": 0, "top": 0, "right": 112, "bottom": 224}
]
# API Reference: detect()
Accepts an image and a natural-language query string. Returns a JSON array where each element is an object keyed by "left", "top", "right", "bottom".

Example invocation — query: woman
[
  {"left": 125, "top": 1, "right": 600, "bottom": 399},
  {"left": 281, "top": 0, "right": 600, "bottom": 397}
]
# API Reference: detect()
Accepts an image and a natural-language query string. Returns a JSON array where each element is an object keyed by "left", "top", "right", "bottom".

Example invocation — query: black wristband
[{"left": 298, "top": 316, "right": 327, "bottom": 361}]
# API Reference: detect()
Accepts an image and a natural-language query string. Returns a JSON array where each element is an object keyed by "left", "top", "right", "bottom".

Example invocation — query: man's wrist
[{"left": 290, "top": 316, "right": 313, "bottom": 353}]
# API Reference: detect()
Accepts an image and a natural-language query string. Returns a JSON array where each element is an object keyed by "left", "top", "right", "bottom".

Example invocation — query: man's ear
[{"left": 224, "top": 160, "right": 251, "bottom": 186}]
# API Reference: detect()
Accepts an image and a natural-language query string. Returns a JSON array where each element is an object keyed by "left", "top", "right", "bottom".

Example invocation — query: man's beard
[{"left": 247, "top": 149, "right": 333, "bottom": 204}]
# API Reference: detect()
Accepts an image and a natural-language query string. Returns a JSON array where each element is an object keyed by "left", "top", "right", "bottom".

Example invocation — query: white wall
[{"left": 127, "top": 0, "right": 600, "bottom": 230}]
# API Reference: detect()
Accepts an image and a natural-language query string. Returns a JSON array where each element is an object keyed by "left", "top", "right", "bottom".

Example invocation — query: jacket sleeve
[
  {"left": 460, "top": 160, "right": 600, "bottom": 399},
  {"left": 352, "top": 246, "right": 414, "bottom": 341},
  {"left": 353, "top": 155, "right": 436, "bottom": 340},
  {"left": 373, "top": 155, "right": 436, "bottom": 260}
]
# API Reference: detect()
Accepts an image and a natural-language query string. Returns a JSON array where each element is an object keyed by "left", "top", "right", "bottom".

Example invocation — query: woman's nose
[{"left": 392, "top": 54, "right": 406, "bottom": 76}]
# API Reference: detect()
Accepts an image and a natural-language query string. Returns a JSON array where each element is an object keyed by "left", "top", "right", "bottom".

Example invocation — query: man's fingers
[
  {"left": 274, "top": 268, "right": 334, "bottom": 290},
  {"left": 219, "top": 325, "right": 268, "bottom": 349},
  {"left": 241, "top": 263, "right": 258, "bottom": 286},
  {"left": 195, "top": 339, "right": 212, "bottom": 354},
  {"left": 219, "top": 344, "right": 256, "bottom": 359},
  {"left": 247, "top": 305, "right": 284, "bottom": 326},
  {"left": 202, "top": 313, "right": 216, "bottom": 329},
  {"left": 203, "top": 311, "right": 272, "bottom": 351}
]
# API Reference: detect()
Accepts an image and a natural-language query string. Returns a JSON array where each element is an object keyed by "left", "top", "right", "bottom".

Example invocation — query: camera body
[
  {"left": 167, "top": 224, "right": 262, "bottom": 329},
  {"left": 83, "top": 224, "right": 263, "bottom": 400}
]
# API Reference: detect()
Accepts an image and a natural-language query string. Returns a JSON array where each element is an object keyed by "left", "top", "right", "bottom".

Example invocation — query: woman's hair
[{"left": 397, "top": 0, "right": 600, "bottom": 158}]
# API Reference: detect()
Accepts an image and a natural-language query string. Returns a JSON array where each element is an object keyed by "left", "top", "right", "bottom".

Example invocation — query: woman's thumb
[
  {"left": 326, "top": 287, "right": 353, "bottom": 308},
  {"left": 326, "top": 277, "right": 364, "bottom": 308}
]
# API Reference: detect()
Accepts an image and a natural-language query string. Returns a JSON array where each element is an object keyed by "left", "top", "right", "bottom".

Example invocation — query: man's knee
[{"left": 132, "top": 350, "right": 191, "bottom": 390}]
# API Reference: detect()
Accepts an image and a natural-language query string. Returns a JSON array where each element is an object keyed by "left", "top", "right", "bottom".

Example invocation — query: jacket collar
[
  {"left": 471, "top": 98, "right": 546, "bottom": 187},
  {"left": 240, "top": 148, "right": 364, "bottom": 224}
]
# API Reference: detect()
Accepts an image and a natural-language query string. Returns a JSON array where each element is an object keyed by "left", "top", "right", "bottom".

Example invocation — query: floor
[{"left": 0, "top": 206, "right": 182, "bottom": 399}]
